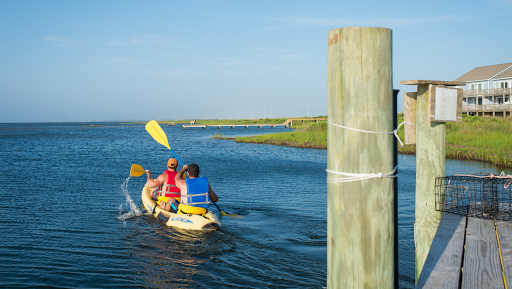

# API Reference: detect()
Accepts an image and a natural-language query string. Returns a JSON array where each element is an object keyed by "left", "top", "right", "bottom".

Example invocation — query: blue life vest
[{"left": 183, "top": 177, "right": 210, "bottom": 209}]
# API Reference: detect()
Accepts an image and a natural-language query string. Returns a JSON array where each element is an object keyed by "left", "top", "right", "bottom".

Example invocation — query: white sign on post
[{"left": 428, "top": 85, "right": 463, "bottom": 123}]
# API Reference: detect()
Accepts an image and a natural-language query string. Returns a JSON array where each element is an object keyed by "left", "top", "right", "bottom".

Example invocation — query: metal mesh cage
[{"left": 435, "top": 173, "right": 512, "bottom": 221}]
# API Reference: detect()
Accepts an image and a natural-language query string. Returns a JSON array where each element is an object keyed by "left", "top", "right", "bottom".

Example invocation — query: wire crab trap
[{"left": 435, "top": 173, "right": 512, "bottom": 221}]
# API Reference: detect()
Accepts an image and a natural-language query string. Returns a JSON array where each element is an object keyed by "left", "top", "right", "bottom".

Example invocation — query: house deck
[{"left": 416, "top": 213, "right": 512, "bottom": 288}]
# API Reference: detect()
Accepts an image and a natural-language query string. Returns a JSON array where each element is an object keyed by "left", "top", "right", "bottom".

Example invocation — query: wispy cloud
[
  {"left": 104, "top": 35, "right": 172, "bottom": 46},
  {"left": 43, "top": 36, "right": 89, "bottom": 48},
  {"left": 247, "top": 47, "right": 287, "bottom": 54},
  {"left": 246, "top": 47, "right": 309, "bottom": 62},
  {"left": 265, "top": 14, "right": 475, "bottom": 28},
  {"left": 94, "top": 57, "right": 149, "bottom": 65},
  {"left": 497, "top": 0, "right": 512, "bottom": 6}
]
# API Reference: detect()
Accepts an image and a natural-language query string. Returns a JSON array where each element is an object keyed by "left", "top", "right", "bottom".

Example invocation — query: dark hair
[{"left": 187, "top": 164, "right": 200, "bottom": 178}]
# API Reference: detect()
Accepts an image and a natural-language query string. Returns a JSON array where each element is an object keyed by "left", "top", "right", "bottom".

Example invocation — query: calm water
[{"left": 0, "top": 122, "right": 510, "bottom": 288}]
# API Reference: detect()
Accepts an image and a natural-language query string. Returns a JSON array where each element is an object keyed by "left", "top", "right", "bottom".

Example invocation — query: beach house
[{"left": 454, "top": 62, "right": 512, "bottom": 117}]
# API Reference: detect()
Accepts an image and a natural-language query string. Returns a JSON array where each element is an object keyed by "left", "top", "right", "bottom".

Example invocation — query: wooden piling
[
  {"left": 327, "top": 27, "right": 396, "bottom": 288},
  {"left": 401, "top": 80, "right": 464, "bottom": 283},
  {"left": 414, "top": 85, "right": 444, "bottom": 283},
  {"left": 403, "top": 92, "right": 417, "bottom": 144}
]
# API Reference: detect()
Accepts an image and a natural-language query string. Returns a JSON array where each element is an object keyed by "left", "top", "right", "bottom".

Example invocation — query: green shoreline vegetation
[
  {"left": 124, "top": 118, "right": 293, "bottom": 125},
  {"left": 214, "top": 122, "right": 327, "bottom": 149},
  {"left": 212, "top": 114, "right": 512, "bottom": 168}
]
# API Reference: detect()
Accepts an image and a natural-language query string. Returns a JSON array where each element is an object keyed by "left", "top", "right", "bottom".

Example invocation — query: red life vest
[{"left": 158, "top": 170, "right": 181, "bottom": 198}]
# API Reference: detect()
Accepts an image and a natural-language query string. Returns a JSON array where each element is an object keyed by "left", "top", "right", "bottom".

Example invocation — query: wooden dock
[
  {"left": 182, "top": 118, "right": 327, "bottom": 129},
  {"left": 416, "top": 213, "right": 511, "bottom": 288},
  {"left": 182, "top": 124, "right": 288, "bottom": 129}
]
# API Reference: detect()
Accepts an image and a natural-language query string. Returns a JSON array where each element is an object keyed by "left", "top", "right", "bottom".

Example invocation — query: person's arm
[
  {"left": 208, "top": 184, "right": 218, "bottom": 202},
  {"left": 175, "top": 165, "right": 188, "bottom": 192},
  {"left": 146, "top": 170, "right": 165, "bottom": 189}
]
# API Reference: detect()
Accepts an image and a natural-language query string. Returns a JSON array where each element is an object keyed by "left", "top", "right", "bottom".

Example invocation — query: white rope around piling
[
  {"left": 325, "top": 121, "right": 409, "bottom": 183},
  {"left": 326, "top": 166, "right": 397, "bottom": 183},
  {"left": 326, "top": 121, "right": 410, "bottom": 147}
]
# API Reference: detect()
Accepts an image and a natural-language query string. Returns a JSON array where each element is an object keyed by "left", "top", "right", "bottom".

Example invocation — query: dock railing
[{"left": 463, "top": 88, "right": 512, "bottom": 97}]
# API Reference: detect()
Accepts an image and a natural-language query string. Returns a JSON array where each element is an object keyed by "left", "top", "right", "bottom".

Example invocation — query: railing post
[
  {"left": 493, "top": 95, "right": 495, "bottom": 117},
  {"left": 403, "top": 92, "right": 417, "bottom": 144},
  {"left": 327, "top": 27, "right": 396, "bottom": 288}
]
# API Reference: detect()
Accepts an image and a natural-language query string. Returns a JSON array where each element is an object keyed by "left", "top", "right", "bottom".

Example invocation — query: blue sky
[{"left": 1, "top": 0, "right": 511, "bottom": 122}]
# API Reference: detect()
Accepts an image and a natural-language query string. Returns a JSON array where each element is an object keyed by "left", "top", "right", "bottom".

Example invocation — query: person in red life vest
[
  {"left": 174, "top": 164, "right": 218, "bottom": 215},
  {"left": 145, "top": 158, "right": 181, "bottom": 212}
]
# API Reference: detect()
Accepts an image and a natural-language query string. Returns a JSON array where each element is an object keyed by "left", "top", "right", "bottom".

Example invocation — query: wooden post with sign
[
  {"left": 328, "top": 27, "right": 396, "bottom": 288},
  {"left": 400, "top": 80, "right": 464, "bottom": 283}
]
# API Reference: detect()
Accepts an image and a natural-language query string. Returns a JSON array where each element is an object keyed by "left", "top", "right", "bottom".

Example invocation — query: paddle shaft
[{"left": 169, "top": 148, "right": 184, "bottom": 168}]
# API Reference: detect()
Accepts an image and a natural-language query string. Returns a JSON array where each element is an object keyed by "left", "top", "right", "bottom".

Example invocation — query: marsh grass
[
  {"left": 127, "top": 117, "right": 326, "bottom": 127},
  {"left": 215, "top": 114, "right": 512, "bottom": 167},
  {"left": 228, "top": 121, "right": 327, "bottom": 149},
  {"left": 396, "top": 114, "right": 512, "bottom": 167}
]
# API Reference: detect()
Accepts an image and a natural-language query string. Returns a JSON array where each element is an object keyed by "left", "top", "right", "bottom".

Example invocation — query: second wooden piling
[{"left": 414, "top": 84, "right": 445, "bottom": 282}]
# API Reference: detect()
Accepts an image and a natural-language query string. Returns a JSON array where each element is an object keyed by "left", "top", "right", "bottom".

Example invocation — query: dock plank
[
  {"left": 416, "top": 213, "right": 466, "bottom": 289},
  {"left": 497, "top": 221, "right": 512, "bottom": 287},
  {"left": 461, "top": 218, "right": 504, "bottom": 289}
]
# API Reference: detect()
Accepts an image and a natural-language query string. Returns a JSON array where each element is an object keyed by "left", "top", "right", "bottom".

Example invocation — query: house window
[
  {"left": 506, "top": 96, "right": 510, "bottom": 103},
  {"left": 497, "top": 97, "right": 504, "bottom": 104},
  {"left": 501, "top": 82, "right": 509, "bottom": 88},
  {"left": 478, "top": 84, "right": 482, "bottom": 90},
  {"left": 478, "top": 98, "right": 482, "bottom": 105},
  {"left": 471, "top": 84, "right": 475, "bottom": 90}
]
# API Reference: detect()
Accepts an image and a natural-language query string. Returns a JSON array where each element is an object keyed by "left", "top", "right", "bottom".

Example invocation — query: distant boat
[{"left": 167, "top": 123, "right": 177, "bottom": 126}]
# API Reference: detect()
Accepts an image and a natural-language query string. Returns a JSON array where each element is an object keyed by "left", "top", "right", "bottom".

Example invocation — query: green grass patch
[
  {"left": 220, "top": 121, "right": 327, "bottom": 149},
  {"left": 125, "top": 116, "right": 326, "bottom": 127},
  {"left": 396, "top": 114, "right": 512, "bottom": 167},
  {"left": 213, "top": 114, "right": 512, "bottom": 168}
]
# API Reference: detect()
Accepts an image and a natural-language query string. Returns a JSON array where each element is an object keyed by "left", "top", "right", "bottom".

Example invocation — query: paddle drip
[{"left": 117, "top": 176, "right": 143, "bottom": 220}]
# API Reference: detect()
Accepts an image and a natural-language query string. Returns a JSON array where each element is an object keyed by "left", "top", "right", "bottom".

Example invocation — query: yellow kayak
[{"left": 141, "top": 183, "right": 221, "bottom": 230}]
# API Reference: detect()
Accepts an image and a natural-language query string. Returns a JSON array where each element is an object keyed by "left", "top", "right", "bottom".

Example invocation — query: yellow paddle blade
[
  {"left": 145, "top": 120, "right": 170, "bottom": 150},
  {"left": 130, "top": 164, "right": 146, "bottom": 177}
]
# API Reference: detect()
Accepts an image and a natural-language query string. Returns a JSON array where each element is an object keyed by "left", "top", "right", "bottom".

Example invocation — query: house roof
[
  {"left": 494, "top": 68, "right": 512, "bottom": 80},
  {"left": 454, "top": 62, "right": 512, "bottom": 82}
]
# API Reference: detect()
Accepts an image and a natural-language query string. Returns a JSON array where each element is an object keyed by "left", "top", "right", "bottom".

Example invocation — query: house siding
[{"left": 454, "top": 63, "right": 512, "bottom": 117}]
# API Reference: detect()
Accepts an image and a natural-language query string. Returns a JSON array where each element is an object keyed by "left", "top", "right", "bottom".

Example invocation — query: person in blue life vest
[
  {"left": 174, "top": 164, "right": 218, "bottom": 216},
  {"left": 145, "top": 158, "right": 181, "bottom": 213}
]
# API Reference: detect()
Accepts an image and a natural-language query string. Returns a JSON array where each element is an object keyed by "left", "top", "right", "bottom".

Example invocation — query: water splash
[{"left": 117, "top": 176, "right": 143, "bottom": 220}]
